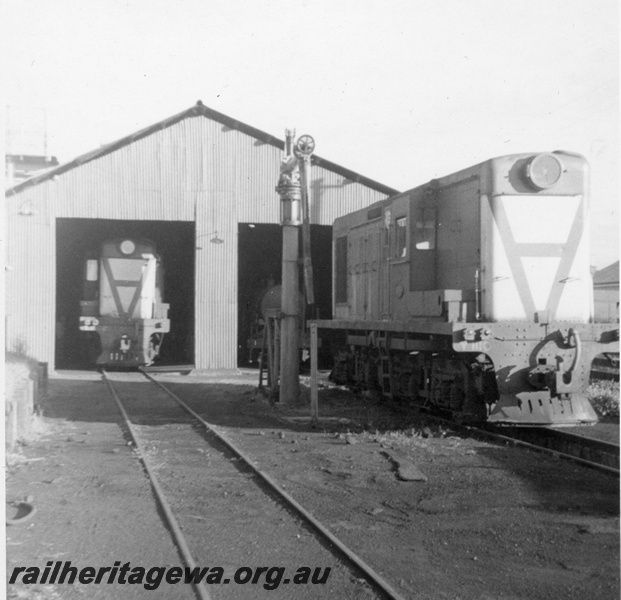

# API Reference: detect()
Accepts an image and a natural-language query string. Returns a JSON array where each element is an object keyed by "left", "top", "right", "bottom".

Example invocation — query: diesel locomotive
[
  {"left": 79, "top": 238, "right": 170, "bottom": 367},
  {"left": 314, "top": 152, "right": 619, "bottom": 426}
]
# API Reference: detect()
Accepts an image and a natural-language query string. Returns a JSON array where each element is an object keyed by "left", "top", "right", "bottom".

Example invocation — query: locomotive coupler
[
  {"left": 527, "top": 328, "right": 582, "bottom": 395},
  {"left": 119, "top": 335, "right": 132, "bottom": 352},
  {"left": 527, "top": 364, "right": 557, "bottom": 392}
]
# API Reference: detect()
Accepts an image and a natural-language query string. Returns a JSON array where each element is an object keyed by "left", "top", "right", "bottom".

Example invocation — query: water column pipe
[{"left": 276, "top": 130, "right": 302, "bottom": 405}]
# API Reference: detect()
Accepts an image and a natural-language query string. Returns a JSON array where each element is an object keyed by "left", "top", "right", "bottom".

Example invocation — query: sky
[{"left": 3, "top": 0, "right": 619, "bottom": 268}]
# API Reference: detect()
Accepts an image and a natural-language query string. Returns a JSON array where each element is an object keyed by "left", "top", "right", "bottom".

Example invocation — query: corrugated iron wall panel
[
  {"left": 5, "top": 196, "right": 56, "bottom": 362},
  {"left": 309, "top": 166, "right": 388, "bottom": 224},
  {"left": 233, "top": 131, "right": 282, "bottom": 223},
  {"left": 6, "top": 113, "right": 392, "bottom": 370},
  {"left": 232, "top": 143, "right": 388, "bottom": 224},
  {"left": 44, "top": 124, "right": 201, "bottom": 221},
  {"left": 191, "top": 122, "right": 389, "bottom": 368},
  {"left": 193, "top": 120, "right": 240, "bottom": 369}
]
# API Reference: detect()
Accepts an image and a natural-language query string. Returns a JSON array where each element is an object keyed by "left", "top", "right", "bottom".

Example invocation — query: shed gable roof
[{"left": 6, "top": 101, "right": 399, "bottom": 198}]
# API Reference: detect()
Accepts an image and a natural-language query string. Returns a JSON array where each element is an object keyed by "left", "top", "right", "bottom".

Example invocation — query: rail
[
  {"left": 140, "top": 369, "right": 407, "bottom": 600},
  {"left": 103, "top": 368, "right": 408, "bottom": 600},
  {"left": 423, "top": 412, "right": 619, "bottom": 476},
  {"left": 101, "top": 370, "right": 213, "bottom": 600},
  {"left": 483, "top": 425, "right": 620, "bottom": 475}
]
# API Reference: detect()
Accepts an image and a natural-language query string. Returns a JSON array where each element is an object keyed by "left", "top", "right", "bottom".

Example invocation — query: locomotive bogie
[
  {"left": 316, "top": 152, "right": 619, "bottom": 426},
  {"left": 322, "top": 319, "right": 614, "bottom": 424}
]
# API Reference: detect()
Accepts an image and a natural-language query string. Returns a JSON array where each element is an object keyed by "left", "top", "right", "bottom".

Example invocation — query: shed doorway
[
  {"left": 237, "top": 223, "right": 333, "bottom": 367},
  {"left": 55, "top": 219, "right": 195, "bottom": 369}
]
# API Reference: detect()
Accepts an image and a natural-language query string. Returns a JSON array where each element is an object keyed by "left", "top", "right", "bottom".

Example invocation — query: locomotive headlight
[
  {"left": 119, "top": 240, "right": 136, "bottom": 255},
  {"left": 525, "top": 153, "right": 563, "bottom": 190}
]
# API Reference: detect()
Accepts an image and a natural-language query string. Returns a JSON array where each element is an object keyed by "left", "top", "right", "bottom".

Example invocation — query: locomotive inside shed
[
  {"left": 55, "top": 219, "right": 334, "bottom": 370},
  {"left": 237, "top": 223, "right": 333, "bottom": 367},
  {"left": 55, "top": 219, "right": 195, "bottom": 370}
]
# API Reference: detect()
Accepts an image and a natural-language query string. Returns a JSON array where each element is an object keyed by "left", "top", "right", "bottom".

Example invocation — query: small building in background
[
  {"left": 5, "top": 154, "right": 59, "bottom": 187},
  {"left": 593, "top": 261, "right": 619, "bottom": 323},
  {"left": 5, "top": 106, "right": 58, "bottom": 187}
]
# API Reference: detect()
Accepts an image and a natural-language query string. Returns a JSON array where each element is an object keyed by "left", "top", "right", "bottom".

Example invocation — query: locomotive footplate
[{"left": 454, "top": 322, "right": 619, "bottom": 425}]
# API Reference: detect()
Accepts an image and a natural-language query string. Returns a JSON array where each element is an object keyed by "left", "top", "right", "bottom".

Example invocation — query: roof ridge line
[{"left": 6, "top": 101, "right": 399, "bottom": 197}]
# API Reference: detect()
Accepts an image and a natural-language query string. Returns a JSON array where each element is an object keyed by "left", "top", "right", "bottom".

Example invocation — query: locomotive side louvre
[
  {"left": 79, "top": 238, "right": 170, "bottom": 367},
  {"left": 319, "top": 152, "right": 619, "bottom": 426}
]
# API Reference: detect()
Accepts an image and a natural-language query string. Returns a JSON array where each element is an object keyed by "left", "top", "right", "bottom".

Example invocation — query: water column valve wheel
[{"left": 295, "top": 134, "right": 315, "bottom": 156}]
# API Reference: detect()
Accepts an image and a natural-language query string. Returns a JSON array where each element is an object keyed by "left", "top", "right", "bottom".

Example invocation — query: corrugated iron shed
[{"left": 5, "top": 101, "right": 398, "bottom": 370}]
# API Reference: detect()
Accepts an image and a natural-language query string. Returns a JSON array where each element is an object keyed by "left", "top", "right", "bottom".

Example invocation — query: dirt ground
[{"left": 6, "top": 370, "right": 620, "bottom": 600}]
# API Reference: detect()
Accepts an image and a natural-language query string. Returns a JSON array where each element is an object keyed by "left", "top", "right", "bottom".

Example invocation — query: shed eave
[{"left": 5, "top": 101, "right": 400, "bottom": 198}]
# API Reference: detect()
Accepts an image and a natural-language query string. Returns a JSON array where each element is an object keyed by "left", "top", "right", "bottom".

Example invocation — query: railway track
[
  {"left": 101, "top": 369, "right": 406, "bottom": 600},
  {"left": 421, "top": 411, "right": 619, "bottom": 476},
  {"left": 483, "top": 425, "right": 620, "bottom": 475}
]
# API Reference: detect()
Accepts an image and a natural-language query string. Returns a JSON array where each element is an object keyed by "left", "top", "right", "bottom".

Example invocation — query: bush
[{"left": 588, "top": 380, "right": 620, "bottom": 419}]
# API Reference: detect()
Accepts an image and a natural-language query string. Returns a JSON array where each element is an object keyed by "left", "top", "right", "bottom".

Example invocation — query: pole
[
  {"left": 310, "top": 322, "right": 318, "bottom": 425},
  {"left": 276, "top": 130, "right": 302, "bottom": 405},
  {"left": 275, "top": 132, "right": 315, "bottom": 406},
  {"left": 299, "top": 152, "right": 315, "bottom": 306},
  {"left": 280, "top": 224, "right": 300, "bottom": 404}
]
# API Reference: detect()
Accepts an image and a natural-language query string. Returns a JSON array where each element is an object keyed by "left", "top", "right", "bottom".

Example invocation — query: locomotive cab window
[
  {"left": 413, "top": 208, "right": 436, "bottom": 250},
  {"left": 85, "top": 259, "right": 98, "bottom": 282},
  {"left": 395, "top": 217, "right": 407, "bottom": 257}
]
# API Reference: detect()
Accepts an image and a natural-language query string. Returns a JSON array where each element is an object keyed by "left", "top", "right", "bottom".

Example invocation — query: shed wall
[
  {"left": 6, "top": 200, "right": 56, "bottom": 361},
  {"left": 6, "top": 115, "right": 390, "bottom": 370}
]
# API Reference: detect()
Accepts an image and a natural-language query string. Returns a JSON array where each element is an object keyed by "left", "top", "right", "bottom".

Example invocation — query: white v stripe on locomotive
[
  {"left": 101, "top": 258, "right": 140, "bottom": 318},
  {"left": 101, "top": 256, "right": 157, "bottom": 319},
  {"left": 488, "top": 194, "right": 587, "bottom": 322}
]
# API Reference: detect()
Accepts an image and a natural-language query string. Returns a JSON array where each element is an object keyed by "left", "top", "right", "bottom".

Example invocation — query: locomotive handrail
[{"left": 567, "top": 327, "right": 582, "bottom": 377}]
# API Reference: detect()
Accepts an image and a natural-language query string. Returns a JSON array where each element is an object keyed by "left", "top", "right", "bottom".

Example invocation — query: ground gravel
[{"left": 6, "top": 371, "right": 619, "bottom": 600}]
